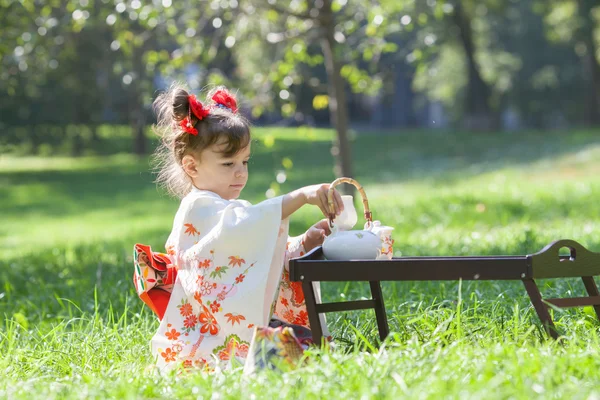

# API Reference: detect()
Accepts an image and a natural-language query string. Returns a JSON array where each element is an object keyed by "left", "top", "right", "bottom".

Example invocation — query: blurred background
[
  {"left": 3, "top": 3, "right": 600, "bottom": 393},
  {"left": 2, "top": 0, "right": 599, "bottom": 178}
]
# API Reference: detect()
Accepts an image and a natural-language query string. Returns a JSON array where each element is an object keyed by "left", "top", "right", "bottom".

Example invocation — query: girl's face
[{"left": 182, "top": 140, "right": 250, "bottom": 200}]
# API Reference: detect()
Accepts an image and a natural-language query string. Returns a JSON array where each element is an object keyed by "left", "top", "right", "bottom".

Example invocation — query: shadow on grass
[
  {"left": 3, "top": 129, "right": 600, "bottom": 326},
  {"left": 352, "top": 129, "right": 600, "bottom": 185},
  {"left": 4, "top": 129, "right": 600, "bottom": 217},
  {"left": 0, "top": 229, "right": 168, "bottom": 321},
  {"left": 2, "top": 229, "right": 598, "bottom": 333}
]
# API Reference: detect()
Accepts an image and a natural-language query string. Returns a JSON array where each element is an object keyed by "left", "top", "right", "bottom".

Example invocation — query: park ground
[{"left": 2, "top": 127, "right": 600, "bottom": 399}]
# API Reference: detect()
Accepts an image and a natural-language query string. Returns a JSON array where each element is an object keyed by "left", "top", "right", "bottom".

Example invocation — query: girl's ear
[{"left": 181, "top": 155, "right": 199, "bottom": 178}]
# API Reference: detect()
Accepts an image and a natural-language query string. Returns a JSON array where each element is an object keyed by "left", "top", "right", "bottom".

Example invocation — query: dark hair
[{"left": 152, "top": 84, "right": 251, "bottom": 198}]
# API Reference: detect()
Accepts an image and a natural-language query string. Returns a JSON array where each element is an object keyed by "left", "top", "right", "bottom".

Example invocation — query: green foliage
[
  {"left": 393, "top": 0, "right": 599, "bottom": 126},
  {"left": 2, "top": 0, "right": 599, "bottom": 131},
  {"left": 3, "top": 128, "right": 600, "bottom": 397},
  {"left": 0, "top": 0, "right": 239, "bottom": 130},
  {"left": 0, "top": 124, "right": 158, "bottom": 156},
  {"left": 413, "top": 44, "right": 466, "bottom": 113},
  {"left": 233, "top": 0, "right": 400, "bottom": 118}
]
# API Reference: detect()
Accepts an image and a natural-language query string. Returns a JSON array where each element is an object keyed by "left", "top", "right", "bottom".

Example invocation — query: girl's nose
[{"left": 235, "top": 167, "right": 246, "bottom": 178}]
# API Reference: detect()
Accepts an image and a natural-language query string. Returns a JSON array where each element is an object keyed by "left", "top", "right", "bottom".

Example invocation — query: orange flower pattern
[
  {"left": 224, "top": 313, "right": 246, "bottom": 326},
  {"left": 154, "top": 244, "right": 262, "bottom": 368},
  {"left": 273, "top": 236, "right": 312, "bottom": 329},
  {"left": 183, "top": 314, "right": 198, "bottom": 329},
  {"left": 210, "top": 301, "right": 221, "bottom": 313},
  {"left": 147, "top": 192, "right": 316, "bottom": 371},
  {"left": 166, "top": 245, "right": 175, "bottom": 256},
  {"left": 228, "top": 256, "right": 245, "bottom": 267},
  {"left": 165, "top": 329, "right": 180, "bottom": 341},
  {"left": 161, "top": 348, "right": 176, "bottom": 362},
  {"left": 154, "top": 235, "right": 312, "bottom": 369},
  {"left": 184, "top": 223, "right": 200, "bottom": 236},
  {"left": 213, "top": 334, "right": 250, "bottom": 361},
  {"left": 199, "top": 306, "right": 220, "bottom": 336},
  {"left": 179, "top": 303, "right": 193, "bottom": 317},
  {"left": 154, "top": 234, "right": 312, "bottom": 370}
]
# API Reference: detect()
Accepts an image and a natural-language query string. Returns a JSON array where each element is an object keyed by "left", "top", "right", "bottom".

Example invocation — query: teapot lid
[{"left": 368, "top": 220, "right": 394, "bottom": 231}]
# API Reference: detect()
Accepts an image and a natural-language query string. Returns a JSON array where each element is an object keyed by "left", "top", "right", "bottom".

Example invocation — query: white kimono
[{"left": 150, "top": 188, "right": 320, "bottom": 371}]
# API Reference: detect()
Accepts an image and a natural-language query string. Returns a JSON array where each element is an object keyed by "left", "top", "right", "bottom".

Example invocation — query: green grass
[{"left": 2, "top": 127, "right": 600, "bottom": 399}]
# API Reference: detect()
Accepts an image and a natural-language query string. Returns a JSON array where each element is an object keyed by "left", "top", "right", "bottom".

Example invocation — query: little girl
[{"left": 133, "top": 84, "right": 343, "bottom": 371}]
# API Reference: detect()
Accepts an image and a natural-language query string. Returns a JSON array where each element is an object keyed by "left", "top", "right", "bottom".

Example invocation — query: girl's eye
[{"left": 222, "top": 160, "right": 249, "bottom": 167}]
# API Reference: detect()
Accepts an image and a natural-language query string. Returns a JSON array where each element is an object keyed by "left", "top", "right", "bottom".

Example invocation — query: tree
[
  {"left": 0, "top": 0, "right": 234, "bottom": 155},
  {"left": 390, "top": 0, "right": 506, "bottom": 130},
  {"left": 495, "top": 1, "right": 581, "bottom": 128},
  {"left": 535, "top": 0, "right": 600, "bottom": 126},
  {"left": 0, "top": 0, "right": 114, "bottom": 153},
  {"left": 93, "top": 0, "right": 241, "bottom": 154},
  {"left": 574, "top": 0, "right": 600, "bottom": 125},
  {"left": 241, "top": 0, "right": 396, "bottom": 179},
  {"left": 448, "top": 1, "right": 496, "bottom": 130}
]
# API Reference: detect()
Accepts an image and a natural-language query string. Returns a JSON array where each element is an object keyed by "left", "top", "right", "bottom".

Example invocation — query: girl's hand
[
  {"left": 303, "top": 184, "right": 344, "bottom": 217},
  {"left": 302, "top": 219, "right": 332, "bottom": 252},
  {"left": 280, "top": 183, "right": 344, "bottom": 220}
]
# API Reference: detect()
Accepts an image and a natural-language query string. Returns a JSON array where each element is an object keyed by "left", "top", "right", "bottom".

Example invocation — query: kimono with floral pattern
[{"left": 137, "top": 188, "right": 324, "bottom": 371}]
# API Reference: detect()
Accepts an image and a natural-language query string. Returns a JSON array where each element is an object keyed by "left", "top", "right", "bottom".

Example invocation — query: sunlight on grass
[{"left": 2, "top": 127, "right": 600, "bottom": 398}]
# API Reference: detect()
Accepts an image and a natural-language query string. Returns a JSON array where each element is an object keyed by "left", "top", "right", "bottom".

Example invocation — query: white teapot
[{"left": 322, "top": 178, "right": 395, "bottom": 261}]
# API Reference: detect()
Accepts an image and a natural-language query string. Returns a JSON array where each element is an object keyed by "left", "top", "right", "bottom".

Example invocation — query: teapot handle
[{"left": 327, "top": 177, "right": 373, "bottom": 227}]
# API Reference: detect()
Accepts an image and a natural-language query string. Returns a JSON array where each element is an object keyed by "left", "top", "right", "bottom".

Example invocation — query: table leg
[
  {"left": 302, "top": 279, "right": 324, "bottom": 344},
  {"left": 522, "top": 278, "right": 559, "bottom": 339},
  {"left": 369, "top": 281, "right": 390, "bottom": 342},
  {"left": 581, "top": 276, "right": 600, "bottom": 321}
]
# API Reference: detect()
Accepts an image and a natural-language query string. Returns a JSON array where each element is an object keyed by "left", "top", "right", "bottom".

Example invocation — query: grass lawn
[{"left": 2, "top": 127, "right": 600, "bottom": 399}]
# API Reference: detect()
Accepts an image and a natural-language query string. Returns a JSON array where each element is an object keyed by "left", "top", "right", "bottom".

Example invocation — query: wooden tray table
[{"left": 289, "top": 239, "right": 600, "bottom": 343}]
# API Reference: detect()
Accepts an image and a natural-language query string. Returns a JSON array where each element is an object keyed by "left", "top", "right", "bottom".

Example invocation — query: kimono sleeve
[
  {"left": 284, "top": 235, "right": 306, "bottom": 272},
  {"left": 169, "top": 193, "right": 288, "bottom": 318}
]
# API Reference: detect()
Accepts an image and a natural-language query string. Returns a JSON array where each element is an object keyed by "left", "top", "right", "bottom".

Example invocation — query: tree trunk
[
  {"left": 72, "top": 99, "right": 84, "bottom": 157},
  {"left": 577, "top": 0, "right": 600, "bottom": 126},
  {"left": 132, "top": 112, "right": 146, "bottom": 155},
  {"left": 131, "top": 46, "right": 147, "bottom": 155},
  {"left": 91, "top": 124, "right": 99, "bottom": 144},
  {"left": 319, "top": 0, "right": 353, "bottom": 180},
  {"left": 451, "top": 2, "right": 496, "bottom": 131}
]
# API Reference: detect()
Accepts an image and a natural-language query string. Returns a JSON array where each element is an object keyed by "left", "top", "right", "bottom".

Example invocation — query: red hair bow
[
  {"left": 212, "top": 90, "right": 238, "bottom": 113},
  {"left": 180, "top": 118, "right": 197, "bottom": 135},
  {"left": 180, "top": 94, "right": 210, "bottom": 136}
]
